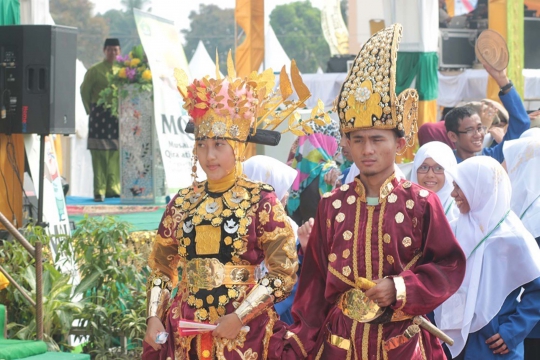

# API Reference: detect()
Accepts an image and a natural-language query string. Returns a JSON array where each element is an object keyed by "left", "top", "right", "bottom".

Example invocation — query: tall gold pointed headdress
[
  {"left": 336, "top": 24, "right": 418, "bottom": 147},
  {"left": 174, "top": 51, "right": 330, "bottom": 143}
]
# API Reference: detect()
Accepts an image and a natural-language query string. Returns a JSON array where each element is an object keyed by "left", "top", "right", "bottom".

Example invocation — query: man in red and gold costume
[{"left": 269, "top": 24, "right": 466, "bottom": 360}]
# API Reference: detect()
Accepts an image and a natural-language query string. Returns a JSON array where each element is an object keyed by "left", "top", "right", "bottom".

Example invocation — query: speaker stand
[{"left": 36, "top": 134, "right": 48, "bottom": 228}]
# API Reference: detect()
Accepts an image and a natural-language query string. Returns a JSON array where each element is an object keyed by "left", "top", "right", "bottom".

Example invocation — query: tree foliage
[
  {"left": 269, "top": 1, "right": 331, "bottom": 73},
  {"left": 181, "top": 4, "right": 236, "bottom": 71},
  {"left": 50, "top": 0, "right": 110, "bottom": 68}
]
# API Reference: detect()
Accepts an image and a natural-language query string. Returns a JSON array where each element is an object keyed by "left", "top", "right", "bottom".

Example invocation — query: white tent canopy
[
  {"left": 261, "top": 25, "right": 291, "bottom": 73},
  {"left": 188, "top": 41, "right": 222, "bottom": 80}
]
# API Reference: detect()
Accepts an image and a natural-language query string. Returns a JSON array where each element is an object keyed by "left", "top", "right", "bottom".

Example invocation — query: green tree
[
  {"left": 98, "top": 9, "right": 141, "bottom": 55},
  {"left": 269, "top": 1, "right": 331, "bottom": 73},
  {"left": 181, "top": 4, "right": 235, "bottom": 70},
  {"left": 50, "top": 0, "right": 110, "bottom": 68}
]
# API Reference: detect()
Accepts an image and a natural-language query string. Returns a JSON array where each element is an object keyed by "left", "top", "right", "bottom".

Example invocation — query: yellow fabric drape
[
  {"left": 235, "top": 0, "right": 264, "bottom": 78},
  {"left": 0, "top": 134, "right": 24, "bottom": 229},
  {"left": 396, "top": 100, "right": 437, "bottom": 163},
  {"left": 0, "top": 272, "right": 9, "bottom": 290},
  {"left": 487, "top": 0, "right": 524, "bottom": 101},
  {"left": 445, "top": 0, "right": 455, "bottom": 17}
]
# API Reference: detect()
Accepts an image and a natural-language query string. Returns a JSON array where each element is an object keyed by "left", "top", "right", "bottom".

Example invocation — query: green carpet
[
  {"left": 0, "top": 339, "right": 48, "bottom": 360},
  {"left": 69, "top": 207, "right": 164, "bottom": 231}
]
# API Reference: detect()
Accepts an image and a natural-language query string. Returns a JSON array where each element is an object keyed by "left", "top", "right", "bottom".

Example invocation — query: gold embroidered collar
[{"left": 354, "top": 173, "right": 397, "bottom": 203}]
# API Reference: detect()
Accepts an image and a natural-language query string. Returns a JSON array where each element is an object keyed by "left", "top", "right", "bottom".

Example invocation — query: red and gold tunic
[
  {"left": 269, "top": 174, "right": 466, "bottom": 360},
  {"left": 144, "top": 177, "right": 298, "bottom": 360}
]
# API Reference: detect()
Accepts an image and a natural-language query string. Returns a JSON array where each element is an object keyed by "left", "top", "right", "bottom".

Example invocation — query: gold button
[
  {"left": 342, "top": 266, "right": 352, "bottom": 276},
  {"left": 343, "top": 230, "right": 353, "bottom": 241},
  {"left": 343, "top": 249, "right": 351, "bottom": 259},
  {"left": 395, "top": 212, "right": 404, "bottom": 224},
  {"left": 333, "top": 200, "right": 342, "bottom": 209},
  {"left": 419, "top": 189, "right": 429, "bottom": 197},
  {"left": 403, "top": 181, "right": 412, "bottom": 189},
  {"left": 383, "top": 233, "right": 391, "bottom": 243},
  {"left": 202, "top": 350, "right": 211, "bottom": 358},
  {"left": 388, "top": 193, "right": 398, "bottom": 203},
  {"left": 340, "top": 184, "right": 350, "bottom": 191},
  {"left": 387, "top": 255, "right": 394, "bottom": 264},
  {"left": 347, "top": 195, "right": 356, "bottom": 205},
  {"left": 406, "top": 200, "right": 414, "bottom": 209},
  {"left": 329, "top": 253, "right": 337, "bottom": 262},
  {"left": 336, "top": 213, "right": 345, "bottom": 223}
]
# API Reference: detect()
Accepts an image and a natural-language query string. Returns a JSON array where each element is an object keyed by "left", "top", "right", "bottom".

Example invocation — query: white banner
[
  {"left": 24, "top": 135, "right": 71, "bottom": 255},
  {"left": 133, "top": 9, "right": 198, "bottom": 192}
]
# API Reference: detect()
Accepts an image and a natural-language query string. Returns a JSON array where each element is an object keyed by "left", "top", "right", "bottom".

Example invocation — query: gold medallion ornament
[
  {"left": 402, "top": 237, "right": 412, "bottom": 247},
  {"left": 383, "top": 233, "right": 391, "bottom": 244},
  {"left": 412, "top": 217, "right": 418, "bottom": 227},
  {"left": 343, "top": 230, "right": 353, "bottom": 241},
  {"left": 419, "top": 189, "right": 429, "bottom": 198},
  {"left": 336, "top": 213, "right": 346, "bottom": 223},
  {"left": 388, "top": 193, "right": 398, "bottom": 203},
  {"left": 347, "top": 195, "right": 356, "bottom": 205},
  {"left": 333, "top": 200, "right": 342, "bottom": 209},
  {"left": 387, "top": 255, "right": 395, "bottom": 265},
  {"left": 395, "top": 212, "right": 404, "bottom": 224},
  {"left": 402, "top": 181, "right": 412, "bottom": 189},
  {"left": 342, "top": 266, "right": 352, "bottom": 277},
  {"left": 323, "top": 192, "right": 332, "bottom": 198},
  {"left": 343, "top": 249, "right": 351, "bottom": 259},
  {"left": 340, "top": 184, "right": 350, "bottom": 191},
  {"left": 336, "top": 24, "right": 419, "bottom": 149},
  {"left": 329, "top": 253, "right": 337, "bottom": 262},
  {"left": 406, "top": 200, "right": 415, "bottom": 209}
]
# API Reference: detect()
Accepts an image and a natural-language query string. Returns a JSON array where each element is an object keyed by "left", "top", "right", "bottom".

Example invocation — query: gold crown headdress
[
  {"left": 336, "top": 24, "right": 419, "bottom": 147},
  {"left": 174, "top": 51, "right": 331, "bottom": 143}
]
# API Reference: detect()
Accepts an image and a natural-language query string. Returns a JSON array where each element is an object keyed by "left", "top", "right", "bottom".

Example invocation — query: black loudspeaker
[
  {"left": 525, "top": 18, "right": 540, "bottom": 69},
  {"left": 0, "top": 25, "right": 77, "bottom": 135},
  {"left": 326, "top": 54, "right": 356, "bottom": 73},
  {"left": 438, "top": 29, "right": 478, "bottom": 69}
]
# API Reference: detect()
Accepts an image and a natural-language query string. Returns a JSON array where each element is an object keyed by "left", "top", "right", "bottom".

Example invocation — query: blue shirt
[
  {"left": 454, "top": 87, "right": 530, "bottom": 164},
  {"left": 461, "top": 277, "right": 540, "bottom": 359}
]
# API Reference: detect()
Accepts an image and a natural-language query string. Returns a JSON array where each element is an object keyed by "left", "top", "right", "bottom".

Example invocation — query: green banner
[
  {"left": 396, "top": 52, "right": 439, "bottom": 101},
  {"left": 0, "top": 0, "right": 20, "bottom": 25}
]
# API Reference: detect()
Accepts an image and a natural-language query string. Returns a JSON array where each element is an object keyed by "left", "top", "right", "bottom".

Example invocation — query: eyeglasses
[
  {"left": 456, "top": 126, "right": 487, "bottom": 136},
  {"left": 417, "top": 165, "right": 445, "bottom": 174}
]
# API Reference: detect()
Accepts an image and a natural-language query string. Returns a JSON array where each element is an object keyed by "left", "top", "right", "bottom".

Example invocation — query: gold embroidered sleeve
[
  {"left": 146, "top": 198, "right": 184, "bottom": 319},
  {"left": 234, "top": 193, "right": 299, "bottom": 324}
]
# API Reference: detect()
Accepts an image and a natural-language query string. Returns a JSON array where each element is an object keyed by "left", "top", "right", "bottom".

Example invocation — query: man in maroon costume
[{"left": 269, "top": 24, "right": 466, "bottom": 360}]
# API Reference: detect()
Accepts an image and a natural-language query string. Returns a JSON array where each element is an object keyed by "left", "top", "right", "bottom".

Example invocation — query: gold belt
[
  {"left": 181, "top": 258, "right": 261, "bottom": 289},
  {"left": 336, "top": 288, "right": 413, "bottom": 323}
]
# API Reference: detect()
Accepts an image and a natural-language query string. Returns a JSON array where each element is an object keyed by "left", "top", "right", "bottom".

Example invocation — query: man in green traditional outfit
[{"left": 80, "top": 38, "right": 121, "bottom": 202}]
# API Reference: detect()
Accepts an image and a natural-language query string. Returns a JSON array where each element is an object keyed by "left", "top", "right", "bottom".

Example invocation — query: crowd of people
[{"left": 140, "top": 23, "right": 540, "bottom": 360}]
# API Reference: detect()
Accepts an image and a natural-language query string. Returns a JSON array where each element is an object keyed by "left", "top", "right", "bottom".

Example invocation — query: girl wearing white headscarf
[
  {"left": 242, "top": 155, "right": 299, "bottom": 325},
  {"left": 411, "top": 141, "right": 459, "bottom": 222},
  {"left": 434, "top": 156, "right": 540, "bottom": 360},
  {"left": 503, "top": 136, "right": 540, "bottom": 360}
]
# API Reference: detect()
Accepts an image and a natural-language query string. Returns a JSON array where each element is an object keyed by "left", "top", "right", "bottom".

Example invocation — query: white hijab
[
  {"left": 520, "top": 127, "right": 540, "bottom": 139},
  {"left": 503, "top": 137, "right": 540, "bottom": 238},
  {"left": 344, "top": 163, "right": 405, "bottom": 184},
  {"left": 243, "top": 155, "right": 297, "bottom": 201},
  {"left": 410, "top": 141, "right": 459, "bottom": 222},
  {"left": 435, "top": 156, "right": 540, "bottom": 357}
]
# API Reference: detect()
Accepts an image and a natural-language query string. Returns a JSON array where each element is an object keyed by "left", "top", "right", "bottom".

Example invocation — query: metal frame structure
[{"left": 0, "top": 211, "right": 43, "bottom": 341}]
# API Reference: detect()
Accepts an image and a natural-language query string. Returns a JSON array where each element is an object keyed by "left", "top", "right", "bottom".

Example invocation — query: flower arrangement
[{"left": 98, "top": 44, "right": 153, "bottom": 117}]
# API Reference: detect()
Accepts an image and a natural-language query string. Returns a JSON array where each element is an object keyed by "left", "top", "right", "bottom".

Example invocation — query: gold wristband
[{"left": 234, "top": 284, "right": 274, "bottom": 325}]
